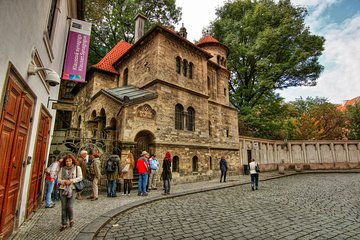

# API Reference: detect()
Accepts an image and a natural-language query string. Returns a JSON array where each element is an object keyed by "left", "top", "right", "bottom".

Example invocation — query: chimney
[
  {"left": 134, "top": 14, "right": 147, "bottom": 42},
  {"left": 179, "top": 23, "right": 187, "bottom": 39}
]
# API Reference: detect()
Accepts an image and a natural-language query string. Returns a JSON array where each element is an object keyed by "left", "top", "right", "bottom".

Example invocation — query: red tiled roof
[
  {"left": 93, "top": 40, "right": 132, "bottom": 74},
  {"left": 196, "top": 35, "right": 219, "bottom": 45},
  {"left": 337, "top": 96, "right": 360, "bottom": 112}
]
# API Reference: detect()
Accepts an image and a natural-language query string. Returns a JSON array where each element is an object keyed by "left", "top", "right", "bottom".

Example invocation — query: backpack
[{"left": 105, "top": 157, "right": 117, "bottom": 173}]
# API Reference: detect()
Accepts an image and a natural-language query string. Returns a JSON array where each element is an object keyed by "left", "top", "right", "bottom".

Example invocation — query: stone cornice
[{"left": 142, "top": 79, "right": 209, "bottom": 99}]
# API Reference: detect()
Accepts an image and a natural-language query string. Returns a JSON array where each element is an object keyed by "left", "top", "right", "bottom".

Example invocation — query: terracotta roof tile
[
  {"left": 93, "top": 40, "right": 132, "bottom": 74},
  {"left": 196, "top": 35, "right": 219, "bottom": 45},
  {"left": 337, "top": 96, "right": 360, "bottom": 112}
]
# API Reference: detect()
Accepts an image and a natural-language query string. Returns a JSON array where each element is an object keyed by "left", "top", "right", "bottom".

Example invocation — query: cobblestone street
[{"left": 96, "top": 174, "right": 360, "bottom": 240}]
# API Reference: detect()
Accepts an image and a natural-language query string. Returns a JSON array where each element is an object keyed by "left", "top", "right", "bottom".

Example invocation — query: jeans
[
  {"left": 164, "top": 179, "right": 171, "bottom": 193},
  {"left": 60, "top": 189, "right": 75, "bottom": 225},
  {"left": 45, "top": 180, "right": 55, "bottom": 207},
  {"left": 138, "top": 173, "right": 148, "bottom": 193},
  {"left": 107, "top": 180, "right": 117, "bottom": 197},
  {"left": 220, "top": 170, "right": 227, "bottom": 182},
  {"left": 250, "top": 173, "right": 259, "bottom": 189}
]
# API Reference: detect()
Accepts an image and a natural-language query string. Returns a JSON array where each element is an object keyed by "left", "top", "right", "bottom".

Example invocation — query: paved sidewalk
[{"left": 9, "top": 170, "right": 360, "bottom": 240}]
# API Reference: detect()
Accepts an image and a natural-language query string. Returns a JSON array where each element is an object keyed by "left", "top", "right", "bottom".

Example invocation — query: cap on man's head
[{"left": 141, "top": 151, "right": 149, "bottom": 156}]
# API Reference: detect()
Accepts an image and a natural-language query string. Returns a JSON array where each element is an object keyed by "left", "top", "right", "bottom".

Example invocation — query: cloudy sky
[{"left": 175, "top": 0, "right": 360, "bottom": 104}]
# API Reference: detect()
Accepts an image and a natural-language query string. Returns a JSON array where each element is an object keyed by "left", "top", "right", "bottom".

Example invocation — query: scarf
[{"left": 62, "top": 165, "right": 75, "bottom": 198}]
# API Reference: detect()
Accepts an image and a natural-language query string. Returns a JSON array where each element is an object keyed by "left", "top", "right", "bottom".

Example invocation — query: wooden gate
[
  {"left": 0, "top": 73, "right": 34, "bottom": 239},
  {"left": 26, "top": 108, "right": 51, "bottom": 218}
]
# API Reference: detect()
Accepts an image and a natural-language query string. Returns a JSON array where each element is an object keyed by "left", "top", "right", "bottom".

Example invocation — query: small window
[
  {"left": 192, "top": 156, "right": 198, "bottom": 172},
  {"left": 217, "top": 55, "right": 220, "bottom": 65},
  {"left": 176, "top": 57, "right": 181, "bottom": 74},
  {"left": 47, "top": 0, "right": 58, "bottom": 39},
  {"left": 209, "top": 157, "right": 212, "bottom": 170},
  {"left": 189, "top": 62, "right": 193, "bottom": 79},
  {"left": 183, "top": 59, "right": 187, "bottom": 77},
  {"left": 124, "top": 68, "right": 128, "bottom": 86},
  {"left": 175, "top": 104, "right": 184, "bottom": 130},
  {"left": 172, "top": 156, "right": 179, "bottom": 172},
  {"left": 224, "top": 88, "right": 227, "bottom": 96},
  {"left": 209, "top": 121, "right": 211, "bottom": 136},
  {"left": 187, "top": 107, "right": 195, "bottom": 131},
  {"left": 226, "top": 129, "right": 229, "bottom": 137}
]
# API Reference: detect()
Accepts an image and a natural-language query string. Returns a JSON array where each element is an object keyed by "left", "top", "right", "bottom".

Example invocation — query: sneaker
[
  {"left": 45, "top": 204, "right": 55, "bottom": 208},
  {"left": 122, "top": 193, "right": 126, "bottom": 196},
  {"left": 127, "top": 193, "right": 130, "bottom": 196},
  {"left": 138, "top": 192, "right": 142, "bottom": 196},
  {"left": 142, "top": 192, "right": 148, "bottom": 196},
  {"left": 251, "top": 186, "right": 254, "bottom": 191}
]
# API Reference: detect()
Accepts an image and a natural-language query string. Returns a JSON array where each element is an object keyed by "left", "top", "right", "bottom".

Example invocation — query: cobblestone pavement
[
  {"left": 10, "top": 171, "right": 360, "bottom": 240},
  {"left": 96, "top": 174, "right": 360, "bottom": 240}
]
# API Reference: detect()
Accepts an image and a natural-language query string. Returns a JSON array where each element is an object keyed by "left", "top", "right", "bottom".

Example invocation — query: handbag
[
  {"left": 74, "top": 167, "right": 85, "bottom": 192},
  {"left": 255, "top": 164, "right": 260, "bottom": 173},
  {"left": 122, "top": 163, "right": 130, "bottom": 173}
]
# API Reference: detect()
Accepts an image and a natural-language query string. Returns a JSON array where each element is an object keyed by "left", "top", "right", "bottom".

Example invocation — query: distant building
[
  {"left": 337, "top": 96, "right": 360, "bottom": 112},
  {"left": 0, "top": 1, "right": 84, "bottom": 238},
  {"left": 62, "top": 15, "right": 240, "bottom": 183}
]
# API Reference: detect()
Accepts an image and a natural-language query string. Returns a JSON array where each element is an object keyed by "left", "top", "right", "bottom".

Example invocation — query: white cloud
[{"left": 176, "top": 0, "right": 360, "bottom": 104}]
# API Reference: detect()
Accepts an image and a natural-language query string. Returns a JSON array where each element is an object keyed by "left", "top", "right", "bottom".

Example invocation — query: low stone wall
[{"left": 239, "top": 136, "right": 360, "bottom": 171}]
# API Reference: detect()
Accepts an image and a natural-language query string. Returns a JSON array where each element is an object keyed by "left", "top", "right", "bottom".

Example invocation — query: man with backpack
[{"left": 105, "top": 155, "right": 120, "bottom": 197}]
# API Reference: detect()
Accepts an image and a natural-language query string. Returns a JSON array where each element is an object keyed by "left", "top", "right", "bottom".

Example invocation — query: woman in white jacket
[
  {"left": 249, "top": 159, "right": 260, "bottom": 191},
  {"left": 58, "top": 154, "right": 83, "bottom": 231}
]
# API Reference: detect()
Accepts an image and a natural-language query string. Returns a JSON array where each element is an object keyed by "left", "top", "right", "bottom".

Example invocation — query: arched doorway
[{"left": 134, "top": 131, "right": 155, "bottom": 160}]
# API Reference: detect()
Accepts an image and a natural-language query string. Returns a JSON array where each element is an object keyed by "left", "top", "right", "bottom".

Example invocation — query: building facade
[
  {"left": 68, "top": 17, "right": 240, "bottom": 183},
  {"left": 0, "top": 0, "right": 83, "bottom": 238}
]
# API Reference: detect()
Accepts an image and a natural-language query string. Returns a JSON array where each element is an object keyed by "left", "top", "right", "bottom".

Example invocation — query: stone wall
[{"left": 239, "top": 136, "right": 360, "bottom": 172}]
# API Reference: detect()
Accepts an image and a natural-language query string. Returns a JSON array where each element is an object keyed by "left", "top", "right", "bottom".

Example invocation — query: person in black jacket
[
  {"left": 219, "top": 156, "right": 228, "bottom": 183},
  {"left": 161, "top": 152, "right": 172, "bottom": 195}
]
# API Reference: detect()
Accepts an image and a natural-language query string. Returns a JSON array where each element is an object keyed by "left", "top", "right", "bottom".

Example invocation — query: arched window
[
  {"left": 189, "top": 62, "right": 193, "bottom": 79},
  {"left": 183, "top": 59, "right": 187, "bottom": 77},
  {"left": 91, "top": 110, "right": 96, "bottom": 119},
  {"left": 187, "top": 107, "right": 195, "bottom": 131},
  {"left": 172, "top": 156, "right": 179, "bottom": 172},
  {"left": 176, "top": 57, "right": 181, "bottom": 74},
  {"left": 207, "top": 76, "right": 211, "bottom": 96},
  {"left": 175, "top": 104, "right": 184, "bottom": 130},
  {"left": 123, "top": 68, "right": 128, "bottom": 86},
  {"left": 192, "top": 156, "right": 198, "bottom": 172},
  {"left": 78, "top": 115, "right": 81, "bottom": 128}
]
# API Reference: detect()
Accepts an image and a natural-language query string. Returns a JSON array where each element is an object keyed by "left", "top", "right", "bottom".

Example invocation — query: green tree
[
  {"left": 346, "top": 102, "right": 360, "bottom": 140},
  {"left": 207, "top": 0, "right": 325, "bottom": 111},
  {"left": 238, "top": 92, "right": 289, "bottom": 140},
  {"left": 85, "top": 0, "right": 182, "bottom": 65}
]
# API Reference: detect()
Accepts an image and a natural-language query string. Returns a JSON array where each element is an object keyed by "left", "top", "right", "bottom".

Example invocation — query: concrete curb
[{"left": 75, "top": 170, "right": 360, "bottom": 240}]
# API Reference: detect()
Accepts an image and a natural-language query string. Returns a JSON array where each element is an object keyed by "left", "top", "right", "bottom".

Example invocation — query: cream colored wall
[
  {"left": 240, "top": 136, "right": 360, "bottom": 171},
  {"left": 0, "top": 0, "right": 80, "bottom": 227}
]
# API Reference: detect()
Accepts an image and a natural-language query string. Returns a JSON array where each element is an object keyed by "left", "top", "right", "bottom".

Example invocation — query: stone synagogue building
[{"left": 70, "top": 15, "right": 240, "bottom": 182}]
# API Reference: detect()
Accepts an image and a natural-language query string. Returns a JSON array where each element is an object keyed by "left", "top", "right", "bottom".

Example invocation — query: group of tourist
[{"left": 44, "top": 150, "right": 260, "bottom": 231}]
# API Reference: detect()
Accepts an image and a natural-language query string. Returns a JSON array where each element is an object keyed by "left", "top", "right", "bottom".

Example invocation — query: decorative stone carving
[{"left": 137, "top": 104, "right": 156, "bottom": 119}]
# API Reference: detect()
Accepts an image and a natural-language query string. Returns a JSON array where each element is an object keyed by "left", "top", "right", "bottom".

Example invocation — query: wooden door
[
  {"left": 26, "top": 109, "right": 51, "bottom": 217},
  {"left": 0, "top": 77, "right": 33, "bottom": 239}
]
